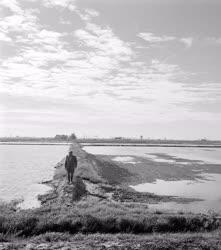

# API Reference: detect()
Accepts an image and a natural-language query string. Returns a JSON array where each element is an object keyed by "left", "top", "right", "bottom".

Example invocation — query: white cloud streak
[
  {"left": 138, "top": 32, "right": 194, "bottom": 48},
  {"left": 180, "top": 37, "right": 193, "bottom": 48},
  {"left": 138, "top": 32, "right": 175, "bottom": 43},
  {"left": 40, "top": 0, "right": 76, "bottom": 11}
]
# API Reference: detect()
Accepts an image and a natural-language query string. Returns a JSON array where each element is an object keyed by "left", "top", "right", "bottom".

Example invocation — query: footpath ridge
[{"left": 39, "top": 142, "right": 118, "bottom": 207}]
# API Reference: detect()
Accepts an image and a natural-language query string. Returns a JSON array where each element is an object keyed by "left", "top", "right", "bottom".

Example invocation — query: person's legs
[
  {"left": 67, "top": 171, "right": 69, "bottom": 182},
  {"left": 67, "top": 171, "right": 71, "bottom": 183},
  {"left": 70, "top": 170, "right": 74, "bottom": 183}
]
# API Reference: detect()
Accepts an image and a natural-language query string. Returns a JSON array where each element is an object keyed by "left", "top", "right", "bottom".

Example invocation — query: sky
[{"left": 0, "top": 0, "right": 221, "bottom": 139}]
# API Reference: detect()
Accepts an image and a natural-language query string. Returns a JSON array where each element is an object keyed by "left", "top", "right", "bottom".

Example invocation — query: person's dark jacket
[{"left": 65, "top": 154, "right": 77, "bottom": 172}]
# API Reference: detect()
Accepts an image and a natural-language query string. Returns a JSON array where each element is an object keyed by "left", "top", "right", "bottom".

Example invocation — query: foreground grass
[
  {"left": 0, "top": 201, "right": 220, "bottom": 238},
  {"left": 1, "top": 231, "right": 221, "bottom": 249}
]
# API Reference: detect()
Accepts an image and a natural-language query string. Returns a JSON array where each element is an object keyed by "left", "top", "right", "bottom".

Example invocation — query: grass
[
  {"left": 0, "top": 201, "right": 220, "bottom": 238},
  {"left": 1, "top": 231, "right": 221, "bottom": 249}
]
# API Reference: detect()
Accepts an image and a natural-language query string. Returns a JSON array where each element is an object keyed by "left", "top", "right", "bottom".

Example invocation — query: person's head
[{"left": 69, "top": 151, "right": 73, "bottom": 156}]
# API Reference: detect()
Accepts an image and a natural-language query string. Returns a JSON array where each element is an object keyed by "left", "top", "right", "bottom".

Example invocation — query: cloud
[
  {"left": 0, "top": 32, "right": 12, "bottom": 42},
  {"left": 1, "top": 0, "right": 220, "bottom": 138},
  {"left": 180, "top": 37, "right": 193, "bottom": 48},
  {"left": 139, "top": 32, "right": 221, "bottom": 49},
  {"left": 0, "top": 0, "right": 22, "bottom": 14},
  {"left": 59, "top": 17, "right": 72, "bottom": 25},
  {"left": 0, "top": 10, "right": 39, "bottom": 36},
  {"left": 75, "top": 23, "right": 132, "bottom": 58},
  {"left": 138, "top": 32, "right": 194, "bottom": 48},
  {"left": 40, "top": 0, "right": 76, "bottom": 11},
  {"left": 85, "top": 9, "right": 99, "bottom": 18},
  {"left": 138, "top": 32, "right": 176, "bottom": 43},
  {"left": 76, "top": 8, "right": 100, "bottom": 21},
  {"left": 0, "top": 0, "right": 199, "bottom": 109},
  {"left": 206, "top": 37, "right": 221, "bottom": 45},
  {"left": 142, "top": 59, "right": 186, "bottom": 84},
  {"left": 72, "top": 22, "right": 133, "bottom": 80}
]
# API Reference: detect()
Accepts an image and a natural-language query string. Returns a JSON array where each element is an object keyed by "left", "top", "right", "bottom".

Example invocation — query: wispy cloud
[
  {"left": 0, "top": 0, "right": 221, "bottom": 138},
  {"left": 0, "top": 32, "right": 12, "bottom": 42},
  {"left": 138, "top": 32, "right": 194, "bottom": 48},
  {"left": 76, "top": 8, "right": 100, "bottom": 21},
  {"left": 206, "top": 37, "right": 221, "bottom": 45},
  {"left": 40, "top": 0, "right": 76, "bottom": 11},
  {"left": 180, "top": 37, "right": 193, "bottom": 48},
  {"left": 0, "top": 0, "right": 23, "bottom": 14},
  {"left": 75, "top": 23, "right": 132, "bottom": 58},
  {"left": 138, "top": 32, "right": 176, "bottom": 43}
]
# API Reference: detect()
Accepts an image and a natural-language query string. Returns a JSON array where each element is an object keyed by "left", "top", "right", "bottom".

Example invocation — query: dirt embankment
[{"left": 39, "top": 142, "right": 199, "bottom": 207}]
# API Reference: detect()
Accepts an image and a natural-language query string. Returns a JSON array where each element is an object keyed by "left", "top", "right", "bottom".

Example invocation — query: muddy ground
[{"left": 95, "top": 153, "right": 221, "bottom": 185}]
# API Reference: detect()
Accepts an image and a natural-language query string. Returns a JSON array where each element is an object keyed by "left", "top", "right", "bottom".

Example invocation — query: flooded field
[
  {"left": 0, "top": 144, "right": 68, "bottom": 208},
  {"left": 84, "top": 146, "right": 221, "bottom": 214},
  {"left": 84, "top": 146, "right": 221, "bottom": 164}
]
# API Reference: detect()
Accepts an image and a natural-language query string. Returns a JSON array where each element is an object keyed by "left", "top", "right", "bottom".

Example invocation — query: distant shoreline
[
  {"left": 0, "top": 142, "right": 71, "bottom": 145},
  {"left": 1, "top": 141, "right": 221, "bottom": 148},
  {"left": 81, "top": 143, "right": 221, "bottom": 148}
]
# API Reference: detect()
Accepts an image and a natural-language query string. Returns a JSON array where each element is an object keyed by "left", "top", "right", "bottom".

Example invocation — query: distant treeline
[
  {"left": 0, "top": 135, "right": 221, "bottom": 145},
  {"left": 0, "top": 133, "right": 77, "bottom": 142}
]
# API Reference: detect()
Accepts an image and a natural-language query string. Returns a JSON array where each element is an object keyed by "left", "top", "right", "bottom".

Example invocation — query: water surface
[
  {"left": 0, "top": 145, "right": 68, "bottom": 208},
  {"left": 84, "top": 146, "right": 221, "bottom": 213},
  {"left": 84, "top": 146, "right": 221, "bottom": 164},
  {"left": 131, "top": 174, "right": 221, "bottom": 213}
]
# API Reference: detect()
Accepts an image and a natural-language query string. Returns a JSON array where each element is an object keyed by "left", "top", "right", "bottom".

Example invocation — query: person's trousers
[{"left": 67, "top": 170, "right": 75, "bottom": 183}]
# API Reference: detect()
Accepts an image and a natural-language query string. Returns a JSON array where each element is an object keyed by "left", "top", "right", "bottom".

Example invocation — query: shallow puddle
[{"left": 131, "top": 173, "right": 221, "bottom": 214}]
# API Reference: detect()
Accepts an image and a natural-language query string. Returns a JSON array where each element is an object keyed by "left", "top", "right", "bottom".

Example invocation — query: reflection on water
[
  {"left": 0, "top": 145, "right": 68, "bottom": 209},
  {"left": 131, "top": 174, "right": 221, "bottom": 213}
]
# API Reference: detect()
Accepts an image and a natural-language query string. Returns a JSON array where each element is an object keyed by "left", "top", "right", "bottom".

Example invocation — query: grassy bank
[{"left": 0, "top": 201, "right": 220, "bottom": 238}]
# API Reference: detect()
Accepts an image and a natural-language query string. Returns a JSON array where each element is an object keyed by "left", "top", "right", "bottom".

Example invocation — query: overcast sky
[{"left": 0, "top": 0, "right": 221, "bottom": 139}]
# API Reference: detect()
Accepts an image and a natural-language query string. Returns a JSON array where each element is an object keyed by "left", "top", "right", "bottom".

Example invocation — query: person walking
[{"left": 65, "top": 151, "right": 77, "bottom": 184}]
